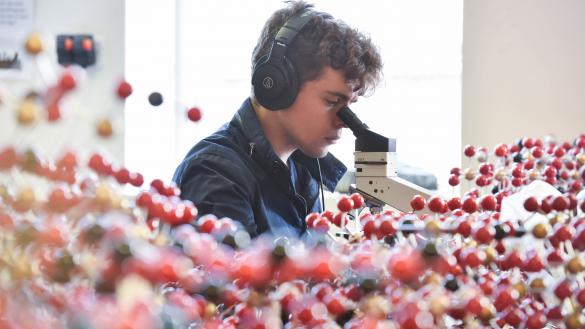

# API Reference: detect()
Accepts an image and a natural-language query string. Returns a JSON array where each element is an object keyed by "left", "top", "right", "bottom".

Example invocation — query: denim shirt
[{"left": 173, "top": 98, "right": 347, "bottom": 237}]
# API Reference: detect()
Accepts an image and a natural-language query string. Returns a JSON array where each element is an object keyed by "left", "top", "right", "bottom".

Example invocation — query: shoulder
[
  {"left": 176, "top": 141, "right": 248, "bottom": 173},
  {"left": 173, "top": 137, "right": 254, "bottom": 186}
]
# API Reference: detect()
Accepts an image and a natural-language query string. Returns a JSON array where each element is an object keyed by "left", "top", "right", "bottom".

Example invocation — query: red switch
[
  {"left": 82, "top": 38, "right": 93, "bottom": 52},
  {"left": 81, "top": 38, "right": 93, "bottom": 52},
  {"left": 64, "top": 38, "right": 73, "bottom": 51}
]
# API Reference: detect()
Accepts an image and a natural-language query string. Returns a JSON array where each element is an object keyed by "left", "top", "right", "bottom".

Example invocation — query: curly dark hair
[{"left": 252, "top": 0, "right": 383, "bottom": 97}]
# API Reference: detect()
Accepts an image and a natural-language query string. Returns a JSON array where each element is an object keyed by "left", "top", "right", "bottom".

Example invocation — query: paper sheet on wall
[
  {"left": 499, "top": 180, "right": 562, "bottom": 230},
  {"left": 0, "top": 0, "right": 34, "bottom": 79}
]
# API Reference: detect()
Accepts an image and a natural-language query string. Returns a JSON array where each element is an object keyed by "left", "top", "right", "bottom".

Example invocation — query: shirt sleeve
[{"left": 176, "top": 153, "right": 258, "bottom": 235}]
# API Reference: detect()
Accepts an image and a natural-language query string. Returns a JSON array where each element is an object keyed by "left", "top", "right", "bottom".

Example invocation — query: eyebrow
[{"left": 324, "top": 91, "right": 350, "bottom": 101}]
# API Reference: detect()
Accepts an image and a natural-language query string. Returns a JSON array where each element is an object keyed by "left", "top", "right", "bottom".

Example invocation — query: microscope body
[
  {"left": 336, "top": 106, "right": 434, "bottom": 213},
  {"left": 354, "top": 150, "right": 433, "bottom": 213}
]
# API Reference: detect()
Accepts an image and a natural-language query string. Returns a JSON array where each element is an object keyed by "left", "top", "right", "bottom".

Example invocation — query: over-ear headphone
[{"left": 252, "top": 10, "right": 314, "bottom": 111}]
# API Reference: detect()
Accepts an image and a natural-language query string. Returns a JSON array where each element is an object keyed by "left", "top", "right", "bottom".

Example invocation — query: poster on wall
[{"left": 0, "top": 0, "right": 34, "bottom": 79}]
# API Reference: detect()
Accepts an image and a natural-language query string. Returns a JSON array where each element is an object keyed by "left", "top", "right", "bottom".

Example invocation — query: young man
[{"left": 173, "top": 1, "right": 382, "bottom": 237}]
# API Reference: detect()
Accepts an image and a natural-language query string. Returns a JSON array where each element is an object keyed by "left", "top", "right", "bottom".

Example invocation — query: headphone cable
[{"left": 316, "top": 158, "right": 325, "bottom": 213}]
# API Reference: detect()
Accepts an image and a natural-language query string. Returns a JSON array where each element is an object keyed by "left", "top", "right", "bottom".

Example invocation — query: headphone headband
[{"left": 275, "top": 10, "right": 313, "bottom": 46}]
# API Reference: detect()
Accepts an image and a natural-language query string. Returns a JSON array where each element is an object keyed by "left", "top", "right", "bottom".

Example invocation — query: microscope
[{"left": 336, "top": 106, "right": 434, "bottom": 213}]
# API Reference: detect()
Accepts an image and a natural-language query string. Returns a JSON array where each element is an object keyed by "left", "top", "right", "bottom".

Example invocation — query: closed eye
[{"left": 325, "top": 99, "right": 340, "bottom": 107}]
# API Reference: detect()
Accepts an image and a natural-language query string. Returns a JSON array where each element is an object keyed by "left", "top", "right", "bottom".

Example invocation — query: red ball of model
[
  {"left": 551, "top": 195, "right": 569, "bottom": 212},
  {"left": 198, "top": 216, "right": 217, "bottom": 234},
  {"left": 475, "top": 175, "right": 490, "bottom": 187},
  {"left": 576, "top": 288, "right": 585, "bottom": 306},
  {"left": 427, "top": 196, "right": 445, "bottom": 213},
  {"left": 0, "top": 147, "right": 18, "bottom": 170},
  {"left": 473, "top": 225, "right": 494, "bottom": 244},
  {"left": 554, "top": 145, "right": 566, "bottom": 158},
  {"left": 531, "top": 147, "right": 544, "bottom": 159},
  {"left": 447, "top": 197, "right": 461, "bottom": 211},
  {"left": 523, "top": 254, "right": 545, "bottom": 272},
  {"left": 540, "top": 197, "right": 553, "bottom": 214},
  {"left": 59, "top": 73, "right": 76, "bottom": 91},
  {"left": 387, "top": 250, "right": 425, "bottom": 283},
  {"left": 480, "top": 195, "right": 497, "bottom": 211},
  {"left": 187, "top": 107, "right": 202, "bottom": 122},
  {"left": 511, "top": 166, "right": 524, "bottom": 178},
  {"left": 312, "top": 217, "right": 331, "bottom": 232},
  {"left": 494, "top": 143, "right": 508, "bottom": 157},
  {"left": 117, "top": 80, "right": 133, "bottom": 99},
  {"left": 523, "top": 197, "right": 539, "bottom": 212},
  {"left": 129, "top": 172, "right": 144, "bottom": 187},
  {"left": 114, "top": 168, "right": 130, "bottom": 185},
  {"left": 448, "top": 174, "right": 460, "bottom": 187},
  {"left": 350, "top": 193, "right": 365, "bottom": 209},
  {"left": 479, "top": 163, "right": 493, "bottom": 175},
  {"left": 522, "top": 137, "right": 534, "bottom": 148},
  {"left": 305, "top": 213, "right": 320, "bottom": 228},
  {"left": 525, "top": 312, "right": 547, "bottom": 329},
  {"left": 493, "top": 289, "right": 518, "bottom": 312},
  {"left": 331, "top": 212, "right": 346, "bottom": 227},
  {"left": 362, "top": 218, "right": 377, "bottom": 238},
  {"left": 337, "top": 196, "right": 354, "bottom": 212},
  {"left": 47, "top": 187, "right": 73, "bottom": 213},
  {"left": 461, "top": 197, "right": 478, "bottom": 214},
  {"left": 378, "top": 218, "right": 397, "bottom": 237},
  {"left": 464, "top": 145, "right": 476, "bottom": 157},
  {"left": 553, "top": 280, "right": 573, "bottom": 300},
  {"left": 410, "top": 195, "right": 426, "bottom": 211}
]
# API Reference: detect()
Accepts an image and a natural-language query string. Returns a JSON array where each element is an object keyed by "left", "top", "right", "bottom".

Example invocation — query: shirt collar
[
  {"left": 292, "top": 151, "right": 347, "bottom": 192},
  {"left": 232, "top": 98, "right": 283, "bottom": 168}
]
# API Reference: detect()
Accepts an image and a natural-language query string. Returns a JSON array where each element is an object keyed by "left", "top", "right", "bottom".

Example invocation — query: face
[{"left": 276, "top": 66, "right": 358, "bottom": 158}]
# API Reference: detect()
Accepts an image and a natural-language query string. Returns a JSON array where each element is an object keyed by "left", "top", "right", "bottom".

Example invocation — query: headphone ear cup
[
  {"left": 252, "top": 55, "right": 299, "bottom": 111},
  {"left": 252, "top": 60, "right": 285, "bottom": 111}
]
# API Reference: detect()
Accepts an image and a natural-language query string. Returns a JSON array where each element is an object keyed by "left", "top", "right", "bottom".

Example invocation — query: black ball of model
[{"left": 148, "top": 92, "right": 163, "bottom": 106}]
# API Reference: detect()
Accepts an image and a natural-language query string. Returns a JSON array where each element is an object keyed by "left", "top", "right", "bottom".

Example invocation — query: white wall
[
  {"left": 463, "top": 0, "right": 585, "bottom": 152},
  {"left": 0, "top": 0, "right": 125, "bottom": 162},
  {"left": 124, "top": 0, "right": 176, "bottom": 184},
  {"left": 175, "top": 0, "right": 463, "bottom": 194}
]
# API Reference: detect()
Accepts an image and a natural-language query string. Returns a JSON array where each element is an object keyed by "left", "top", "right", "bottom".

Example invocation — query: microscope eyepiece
[
  {"left": 337, "top": 106, "right": 369, "bottom": 137},
  {"left": 337, "top": 106, "right": 395, "bottom": 153}
]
